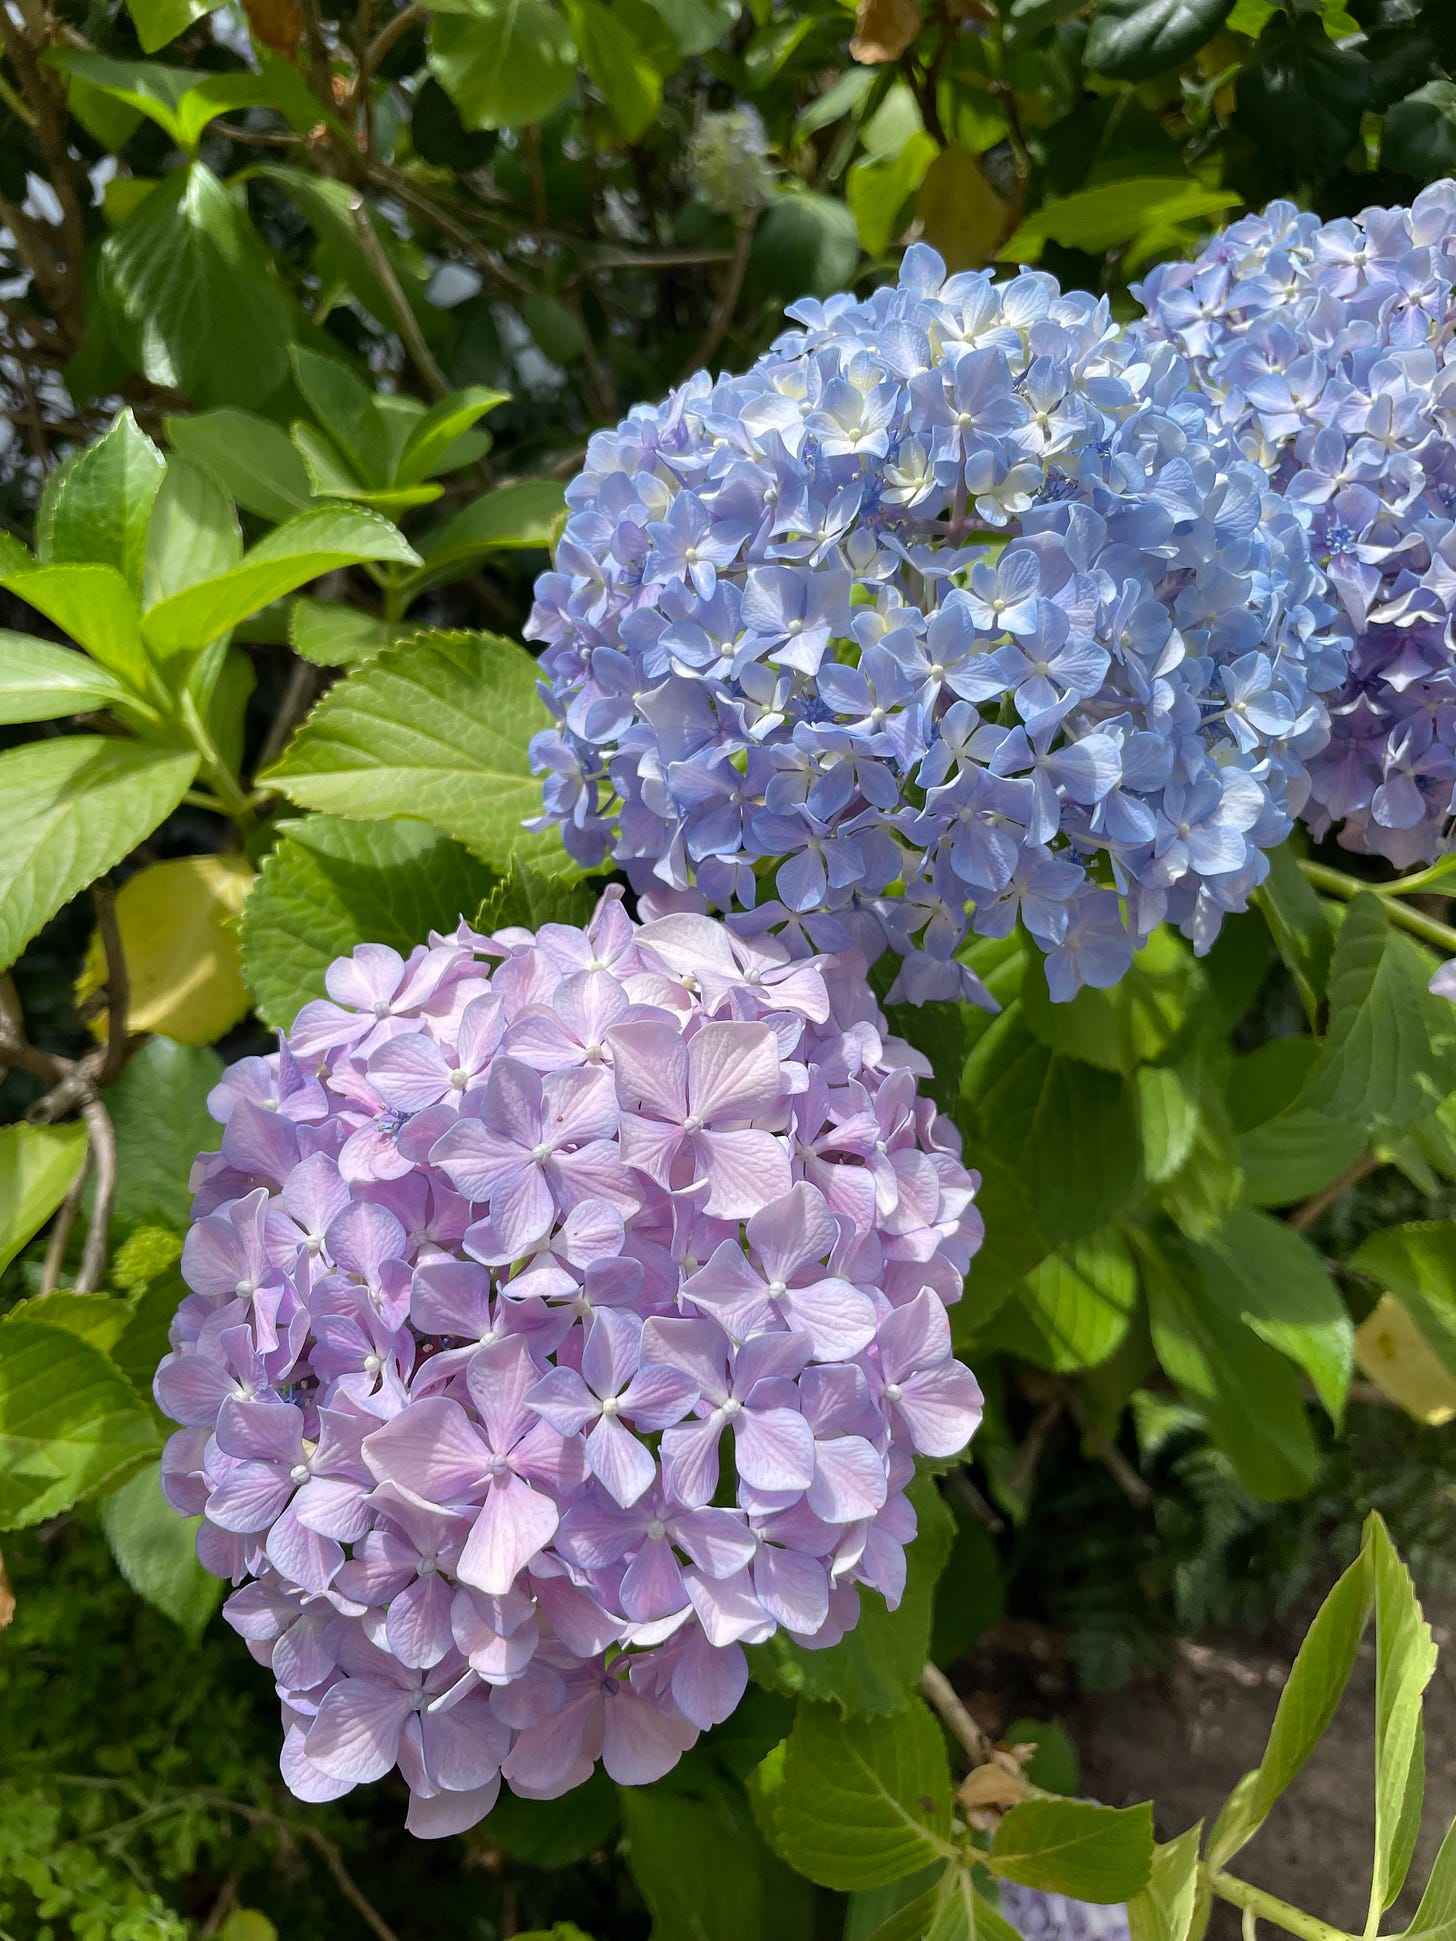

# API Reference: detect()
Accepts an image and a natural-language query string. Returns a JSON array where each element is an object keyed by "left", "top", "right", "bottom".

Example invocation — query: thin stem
[
  {"left": 179, "top": 690, "right": 253, "bottom": 828},
  {"left": 74, "top": 1093, "right": 117, "bottom": 1293},
  {"left": 920, "top": 1663, "right": 996, "bottom": 1766},
  {"left": 40, "top": 1146, "right": 92, "bottom": 1294},
  {"left": 1288, "top": 1151, "right": 1379, "bottom": 1232},
  {"left": 357, "top": 1, "right": 424, "bottom": 83},
  {"left": 349, "top": 191, "right": 449, "bottom": 399},
  {"left": 1208, "top": 1872, "right": 1359, "bottom": 1941},
  {"left": 1300, "top": 859, "right": 1456, "bottom": 956},
  {"left": 679, "top": 219, "right": 754, "bottom": 382},
  {"left": 92, "top": 881, "right": 130, "bottom": 1087}
]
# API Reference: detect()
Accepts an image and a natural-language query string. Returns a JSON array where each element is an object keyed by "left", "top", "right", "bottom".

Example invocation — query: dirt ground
[{"left": 958, "top": 1588, "right": 1456, "bottom": 1933}]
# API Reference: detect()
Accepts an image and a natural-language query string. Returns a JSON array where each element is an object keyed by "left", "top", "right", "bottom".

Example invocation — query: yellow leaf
[
  {"left": 77, "top": 853, "right": 254, "bottom": 1046},
  {"left": 850, "top": 0, "right": 922, "bottom": 63},
  {"left": 1354, "top": 1293, "right": 1456, "bottom": 1427},
  {"left": 916, "top": 145, "right": 1007, "bottom": 272}
]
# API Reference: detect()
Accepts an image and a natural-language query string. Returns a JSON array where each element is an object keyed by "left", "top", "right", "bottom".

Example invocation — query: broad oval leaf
[
  {"left": 987, "top": 1798, "right": 1154, "bottom": 1902},
  {"left": 1085, "top": 0, "right": 1234, "bottom": 80},
  {"left": 428, "top": 0, "right": 578, "bottom": 130},
  {"left": 0, "top": 1121, "right": 89, "bottom": 1275},
  {"left": 0, "top": 1321, "right": 160, "bottom": 1531},
  {"left": 0, "top": 634, "right": 133, "bottom": 724}
]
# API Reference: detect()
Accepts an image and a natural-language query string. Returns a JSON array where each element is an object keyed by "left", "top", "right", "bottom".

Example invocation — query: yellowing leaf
[
  {"left": 77, "top": 853, "right": 254, "bottom": 1046},
  {"left": 916, "top": 144, "right": 1006, "bottom": 271},
  {"left": 1355, "top": 1294, "right": 1456, "bottom": 1426},
  {"left": 850, "top": 0, "right": 922, "bottom": 61}
]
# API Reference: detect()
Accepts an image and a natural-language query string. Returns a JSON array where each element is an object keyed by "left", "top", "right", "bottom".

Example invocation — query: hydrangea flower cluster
[
  {"left": 154, "top": 890, "right": 984, "bottom": 1836},
  {"left": 527, "top": 243, "right": 1344, "bottom": 1003},
  {"left": 1000, "top": 1886, "right": 1130, "bottom": 1941},
  {"left": 1136, "top": 182, "right": 1456, "bottom": 867}
]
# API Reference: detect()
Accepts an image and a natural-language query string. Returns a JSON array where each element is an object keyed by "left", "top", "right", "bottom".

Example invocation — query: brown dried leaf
[
  {"left": 957, "top": 1756, "right": 1034, "bottom": 1827},
  {"left": 0, "top": 1548, "right": 14, "bottom": 1633},
  {"left": 850, "top": 0, "right": 922, "bottom": 64},
  {"left": 242, "top": 0, "right": 303, "bottom": 59}
]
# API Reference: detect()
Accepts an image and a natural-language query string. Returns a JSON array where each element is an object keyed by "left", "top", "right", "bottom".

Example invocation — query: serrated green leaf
[
  {"left": 1191, "top": 1208, "right": 1353, "bottom": 1421},
  {"left": 620, "top": 1772, "right": 813, "bottom": 1941},
  {"left": 0, "top": 1321, "right": 160, "bottom": 1530},
  {"left": 1002, "top": 177, "right": 1240, "bottom": 261},
  {"left": 265, "top": 630, "right": 563, "bottom": 870},
  {"left": 142, "top": 506, "right": 416, "bottom": 654},
  {"left": 987, "top": 1798, "right": 1154, "bottom": 1902},
  {"left": 988, "top": 1228, "right": 1138, "bottom": 1374},
  {"left": 0, "top": 739, "right": 197, "bottom": 971},
  {"left": 1137, "top": 1066, "right": 1198, "bottom": 1186},
  {"left": 36, "top": 407, "right": 165, "bottom": 594},
  {"left": 1408, "top": 1816, "right": 1456, "bottom": 1934},
  {"left": 1298, "top": 895, "right": 1456, "bottom": 1131},
  {"left": 107, "top": 1038, "right": 222, "bottom": 1235},
  {"left": 408, "top": 478, "right": 566, "bottom": 593},
  {"left": 289, "top": 599, "right": 400, "bottom": 668},
  {"left": 1383, "top": 78, "right": 1456, "bottom": 177},
  {"left": 0, "top": 1122, "right": 89, "bottom": 1275},
  {"left": 483, "top": 1770, "right": 619, "bottom": 1868},
  {"left": 563, "top": 0, "right": 661, "bottom": 138},
  {"left": 476, "top": 855, "right": 596, "bottom": 934},
  {"left": 428, "top": 0, "right": 578, "bottom": 130},
  {"left": 395, "top": 386, "right": 508, "bottom": 486},
  {"left": 1126, "top": 1824, "right": 1203, "bottom": 1941},
  {"left": 1234, "top": 12, "right": 1370, "bottom": 179},
  {"left": 143, "top": 459, "right": 243, "bottom": 611},
  {"left": 98, "top": 163, "right": 294, "bottom": 410},
  {"left": 100, "top": 1457, "right": 222, "bottom": 1638},
  {"left": 1, "top": 563, "right": 151, "bottom": 691},
  {"left": 240, "top": 814, "right": 498, "bottom": 1030},
  {"left": 166, "top": 409, "right": 313, "bottom": 522},
  {"left": 748, "top": 1475, "right": 953, "bottom": 1717},
  {"left": 1085, "top": 0, "right": 1233, "bottom": 76},
  {"left": 753, "top": 1699, "right": 954, "bottom": 1890},
  {"left": 1254, "top": 842, "right": 1333, "bottom": 1029},
  {"left": 291, "top": 347, "right": 393, "bottom": 487},
  {"left": 1022, "top": 927, "right": 1192, "bottom": 1075}
]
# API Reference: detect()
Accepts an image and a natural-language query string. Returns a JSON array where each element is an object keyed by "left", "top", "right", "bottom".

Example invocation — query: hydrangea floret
[
  {"left": 1136, "top": 182, "right": 1456, "bottom": 867},
  {"left": 527, "top": 243, "right": 1343, "bottom": 1004},
  {"left": 154, "top": 891, "right": 984, "bottom": 1836}
]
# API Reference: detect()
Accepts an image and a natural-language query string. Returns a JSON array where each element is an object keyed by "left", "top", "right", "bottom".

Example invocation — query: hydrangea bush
[
  {"left": 1136, "top": 184, "right": 1456, "bottom": 867},
  {"left": 153, "top": 890, "right": 983, "bottom": 1832},
  {"left": 528, "top": 245, "right": 1345, "bottom": 1003}
]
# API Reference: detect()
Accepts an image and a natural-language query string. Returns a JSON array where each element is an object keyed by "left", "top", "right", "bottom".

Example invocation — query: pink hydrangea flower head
[{"left": 156, "top": 887, "right": 984, "bottom": 1835}]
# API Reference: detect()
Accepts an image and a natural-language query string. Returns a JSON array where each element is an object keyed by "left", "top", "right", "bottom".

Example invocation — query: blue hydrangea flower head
[
  {"left": 528, "top": 244, "right": 1343, "bottom": 1001},
  {"left": 1136, "top": 180, "right": 1456, "bottom": 867}
]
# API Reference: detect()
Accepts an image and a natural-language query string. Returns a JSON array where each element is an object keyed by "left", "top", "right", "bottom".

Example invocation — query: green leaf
[
  {"left": 395, "top": 386, "right": 508, "bottom": 486},
  {"left": 409, "top": 478, "right": 566, "bottom": 592},
  {"left": 1022, "top": 927, "right": 1192, "bottom": 1075},
  {"left": 1191, "top": 1208, "right": 1353, "bottom": 1421},
  {"left": 124, "top": 0, "right": 225, "bottom": 53},
  {"left": 1138, "top": 1230, "right": 1319, "bottom": 1501},
  {"left": 753, "top": 1699, "right": 954, "bottom": 1890},
  {"left": 289, "top": 599, "right": 399, "bottom": 668},
  {"left": 142, "top": 506, "right": 417, "bottom": 655},
  {"left": 748, "top": 1475, "right": 953, "bottom": 1717},
  {"left": 1349, "top": 1224, "right": 1456, "bottom": 1381},
  {"left": 143, "top": 459, "right": 243, "bottom": 609},
  {"left": 1, "top": 1292, "right": 129, "bottom": 1353},
  {"left": 483, "top": 1771, "right": 619, "bottom": 1867},
  {"left": 0, "top": 1122, "right": 89, "bottom": 1275},
  {"left": 98, "top": 163, "right": 294, "bottom": 410},
  {"left": 847, "top": 132, "right": 938, "bottom": 257},
  {"left": 749, "top": 190, "right": 861, "bottom": 304},
  {"left": 1137, "top": 1066, "right": 1199, "bottom": 1186},
  {"left": 100, "top": 1457, "right": 222, "bottom": 1639},
  {"left": 930, "top": 1514, "right": 1003, "bottom": 1667},
  {"left": 476, "top": 855, "right": 596, "bottom": 934},
  {"left": 1234, "top": 1111, "right": 1366, "bottom": 1210},
  {"left": 107, "top": 1038, "right": 222, "bottom": 1234},
  {"left": 1255, "top": 842, "right": 1334, "bottom": 1028},
  {"left": 166, "top": 408, "right": 313, "bottom": 522},
  {"left": 1298, "top": 895, "right": 1456, "bottom": 1131},
  {"left": 1370, "top": 1512, "right": 1438, "bottom": 1917},
  {"left": 291, "top": 347, "right": 393, "bottom": 487},
  {"left": 564, "top": 0, "right": 661, "bottom": 138},
  {"left": 0, "top": 634, "right": 133, "bottom": 724},
  {"left": 1126, "top": 1825, "right": 1203, "bottom": 1941},
  {"left": 1234, "top": 12, "right": 1370, "bottom": 179},
  {"left": 1, "top": 563, "right": 150, "bottom": 691},
  {"left": 1001, "top": 178, "right": 1241, "bottom": 262},
  {"left": 1206, "top": 1529, "right": 1373, "bottom": 1869},
  {"left": 36, "top": 408, "right": 166, "bottom": 595},
  {"left": 45, "top": 51, "right": 272, "bottom": 153},
  {"left": 1382, "top": 77, "right": 1456, "bottom": 176},
  {"left": 428, "top": 0, "right": 578, "bottom": 130},
  {"left": 0, "top": 739, "right": 197, "bottom": 972},
  {"left": 621, "top": 1772, "right": 814, "bottom": 1941},
  {"left": 111, "top": 1265, "right": 188, "bottom": 1399},
  {"left": 240, "top": 814, "right": 498, "bottom": 1030},
  {"left": 988, "top": 1228, "right": 1138, "bottom": 1374},
  {"left": 987, "top": 1799, "right": 1154, "bottom": 1902},
  {"left": 265, "top": 630, "right": 561, "bottom": 871},
  {"left": 1084, "top": 0, "right": 1233, "bottom": 76},
  {"left": 1408, "top": 1817, "right": 1456, "bottom": 1934},
  {"left": 0, "top": 1321, "right": 160, "bottom": 1530}
]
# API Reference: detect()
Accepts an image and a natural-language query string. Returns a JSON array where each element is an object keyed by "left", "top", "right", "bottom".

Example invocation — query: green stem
[
  {"left": 1208, "top": 1872, "right": 1359, "bottom": 1941},
  {"left": 1298, "top": 859, "right": 1456, "bottom": 956},
  {"left": 178, "top": 690, "right": 253, "bottom": 831}
]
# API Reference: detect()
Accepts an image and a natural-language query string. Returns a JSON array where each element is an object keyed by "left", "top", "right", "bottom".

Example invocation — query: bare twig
[
  {"left": 679, "top": 219, "right": 754, "bottom": 382},
  {"left": 358, "top": 1, "right": 424, "bottom": 85},
  {"left": 1288, "top": 1152, "right": 1379, "bottom": 1233},
  {"left": 40, "top": 1145, "right": 92, "bottom": 1294},
  {"left": 1006, "top": 1396, "right": 1062, "bottom": 1502},
  {"left": 0, "top": 1547, "right": 14, "bottom": 1631},
  {"left": 193, "top": 1796, "right": 403, "bottom": 1941},
  {"left": 74, "top": 1093, "right": 117, "bottom": 1293},
  {"left": 93, "top": 880, "right": 130, "bottom": 1086},
  {"left": 349, "top": 192, "right": 449, "bottom": 398},
  {"left": 920, "top": 1663, "right": 996, "bottom": 1766},
  {"left": 944, "top": 1464, "right": 1004, "bottom": 1535}
]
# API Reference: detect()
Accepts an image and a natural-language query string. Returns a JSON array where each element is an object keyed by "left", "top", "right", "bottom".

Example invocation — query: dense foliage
[{"left": 4, "top": 0, "right": 1456, "bottom": 1935}]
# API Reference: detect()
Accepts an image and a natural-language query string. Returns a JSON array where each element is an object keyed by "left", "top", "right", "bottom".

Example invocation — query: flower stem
[
  {"left": 1298, "top": 859, "right": 1456, "bottom": 956},
  {"left": 1208, "top": 1872, "right": 1359, "bottom": 1941}
]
